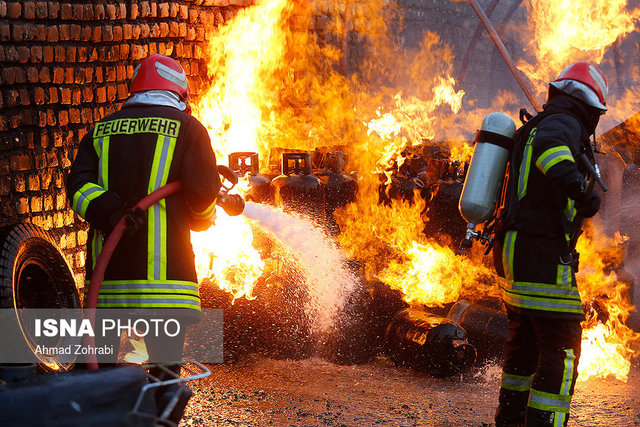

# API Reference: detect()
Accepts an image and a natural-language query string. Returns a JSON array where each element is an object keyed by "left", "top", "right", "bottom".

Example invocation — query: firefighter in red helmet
[
  {"left": 493, "top": 62, "right": 608, "bottom": 427},
  {"left": 67, "top": 54, "right": 221, "bottom": 422}
]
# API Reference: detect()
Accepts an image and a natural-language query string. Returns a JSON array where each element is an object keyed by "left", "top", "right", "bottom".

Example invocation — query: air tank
[
  {"left": 228, "top": 152, "right": 271, "bottom": 204},
  {"left": 384, "top": 308, "right": 477, "bottom": 377},
  {"left": 270, "top": 152, "right": 326, "bottom": 223},
  {"left": 458, "top": 112, "right": 516, "bottom": 246}
]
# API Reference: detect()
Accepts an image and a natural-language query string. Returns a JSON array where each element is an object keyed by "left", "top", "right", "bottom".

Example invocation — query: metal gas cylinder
[
  {"left": 384, "top": 308, "right": 477, "bottom": 377},
  {"left": 228, "top": 152, "right": 272, "bottom": 204},
  {"left": 446, "top": 300, "right": 508, "bottom": 363},
  {"left": 270, "top": 152, "right": 326, "bottom": 222},
  {"left": 313, "top": 152, "right": 357, "bottom": 234}
]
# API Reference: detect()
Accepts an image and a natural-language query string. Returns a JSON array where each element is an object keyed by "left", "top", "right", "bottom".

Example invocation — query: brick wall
[{"left": 0, "top": 0, "right": 252, "bottom": 286}]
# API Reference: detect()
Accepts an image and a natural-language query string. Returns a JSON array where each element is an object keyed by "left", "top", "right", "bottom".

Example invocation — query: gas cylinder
[
  {"left": 458, "top": 112, "right": 516, "bottom": 246},
  {"left": 313, "top": 152, "right": 357, "bottom": 234},
  {"left": 446, "top": 300, "right": 508, "bottom": 363},
  {"left": 270, "top": 152, "right": 326, "bottom": 223},
  {"left": 384, "top": 308, "right": 477, "bottom": 377},
  {"left": 228, "top": 152, "right": 272, "bottom": 204}
]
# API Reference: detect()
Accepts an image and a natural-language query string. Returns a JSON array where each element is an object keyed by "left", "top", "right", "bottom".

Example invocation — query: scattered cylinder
[
  {"left": 384, "top": 308, "right": 477, "bottom": 377},
  {"left": 314, "top": 152, "right": 357, "bottom": 234},
  {"left": 270, "top": 152, "right": 326, "bottom": 223},
  {"left": 228, "top": 152, "right": 272, "bottom": 204},
  {"left": 446, "top": 300, "right": 508, "bottom": 363}
]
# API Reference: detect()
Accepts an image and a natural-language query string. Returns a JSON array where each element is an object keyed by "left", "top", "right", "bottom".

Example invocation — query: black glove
[
  {"left": 106, "top": 203, "right": 147, "bottom": 236},
  {"left": 575, "top": 191, "right": 600, "bottom": 218}
]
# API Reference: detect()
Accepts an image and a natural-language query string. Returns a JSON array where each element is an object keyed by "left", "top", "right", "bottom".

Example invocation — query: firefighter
[
  {"left": 493, "top": 62, "right": 608, "bottom": 427},
  {"left": 67, "top": 54, "right": 221, "bottom": 420}
]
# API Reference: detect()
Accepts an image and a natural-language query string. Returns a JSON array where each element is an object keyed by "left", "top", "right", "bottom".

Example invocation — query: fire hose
[{"left": 85, "top": 166, "right": 244, "bottom": 369}]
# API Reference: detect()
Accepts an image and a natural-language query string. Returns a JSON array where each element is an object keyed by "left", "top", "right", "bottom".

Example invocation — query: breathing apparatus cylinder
[{"left": 458, "top": 112, "right": 516, "bottom": 247}]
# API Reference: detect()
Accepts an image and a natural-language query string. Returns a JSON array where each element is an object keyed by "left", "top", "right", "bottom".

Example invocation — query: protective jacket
[
  {"left": 497, "top": 95, "right": 596, "bottom": 318},
  {"left": 67, "top": 103, "right": 221, "bottom": 316}
]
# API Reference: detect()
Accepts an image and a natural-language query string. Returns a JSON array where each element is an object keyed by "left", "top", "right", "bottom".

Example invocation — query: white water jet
[{"left": 242, "top": 201, "right": 360, "bottom": 334}]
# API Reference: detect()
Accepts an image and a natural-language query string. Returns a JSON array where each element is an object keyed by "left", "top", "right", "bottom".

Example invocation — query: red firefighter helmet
[
  {"left": 130, "top": 54, "right": 190, "bottom": 101},
  {"left": 549, "top": 62, "right": 608, "bottom": 111}
]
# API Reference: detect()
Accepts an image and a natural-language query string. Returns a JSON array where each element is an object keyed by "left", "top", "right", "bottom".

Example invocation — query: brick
[
  {"left": 11, "top": 24, "right": 23, "bottom": 41},
  {"left": 70, "top": 24, "right": 80, "bottom": 40},
  {"left": 69, "top": 108, "right": 80, "bottom": 123},
  {"left": 31, "top": 196, "right": 43, "bottom": 213},
  {"left": 140, "top": 1, "right": 150, "bottom": 17},
  {"left": 82, "top": 86, "right": 93, "bottom": 102},
  {"left": 95, "top": 66, "right": 103, "bottom": 83},
  {"left": 116, "top": 65, "right": 126, "bottom": 81},
  {"left": 55, "top": 194, "right": 65, "bottom": 210},
  {"left": 55, "top": 46, "right": 65, "bottom": 62},
  {"left": 23, "top": 1, "right": 35, "bottom": 19},
  {"left": 11, "top": 154, "right": 32, "bottom": 171},
  {"left": 0, "top": 24, "right": 8, "bottom": 41},
  {"left": 92, "top": 26, "right": 101, "bottom": 43},
  {"left": 47, "top": 25, "right": 58, "bottom": 42},
  {"left": 102, "top": 25, "right": 113, "bottom": 42},
  {"left": 72, "top": 89, "right": 81, "bottom": 105},
  {"left": 30, "top": 45, "right": 42, "bottom": 62},
  {"left": 16, "top": 46, "right": 29, "bottom": 62},
  {"left": 4, "top": 89, "right": 19, "bottom": 107},
  {"left": 27, "top": 67, "right": 38, "bottom": 83},
  {"left": 117, "top": 83, "right": 127, "bottom": 100},
  {"left": 169, "top": 2, "right": 178, "bottom": 17},
  {"left": 83, "top": 4, "right": 93, "bottom": 20},
  {"left": 179, "top": 4, "right": 188, "bottom": 19},
  {"left": 60, "top": 87, "right": 71, "bottom": 104},
  {"left": 48, "top": 87, "right": 58, "bottom": 103},
  {"left": 13, "top": 174, "right": 25, "bottom": 191},
  {"left": 72, "top": 4, "right": 82, "bottom": 20},
  {"left": 105, "top": 4, "right": 116, "bottom": 19},
  {"left": 47, "top": 1, "right": 59, "bottom": 18},
  {"left": 107, "top": 84, "right": 117, "bottom": 101},
  {"left": 130, "top": 3, "right": 138, "bottom": 20},
  {"left": 1, "top": 67, "right": 15, "bottom": 84},
  {"left": 179, "top": 22, "right": 187, "bottom": 37},
  {"left": 150, "top": 2, "right": 157, "bottom": 17},
  {"left": 34, "top": 86, "right": 44, "bottom": 104},
  {"left": 80, "top": 25, "right": 91, "bottom": 41},
  {"left": 66, "top": 46, "right": 76, "bottom": 62},
  {"left": 65, "top": 67, "right": 73, "bottom": 83},
  {"left": 58, "top": 109, "right": 68, "bottom": 125},
  {"left": 77, "top": 229, "right": 88, "bottom": 245},
  {"left": 0, "top": 1, "right": 6, "bottom": 18},
  {"left": 132, "top": 24, "right": 141, "bottom": 39},
  {"left": 189, "top": 9, "right": 198, "bottom": 23},
  {"left": 7, "top": 2, "right": 20, "bottom": 19},
  {"left": 74, "top": 68, "right": 85, "bottom": 84},
  {"left": 93, "top": 3, "right": 104, "bottom": 20},
  {"left": 77, "top": 46, "right": 88, "bottom": 62},
  {"left": 113, "top": 25, "right": 122, "bottom": 41},
  {"left": 0, "top": 177, "right": 10, "bottom": 196},
  {"left": 47, "top": 109, "right": 55, "bottom": 126},
  {"left": 28, "top": 174, "right": 40, "bottom": 191},
  {"left": 43, "top": 46, "right": 53, "bottom": 62},
  {"left": 169, "top": 22, "right": 179, "bottom": 37},
  {"left": 150, "top": 23, "right": 160, "bottom": 37},
  {"left": 186, "top": 27, "right": 196, "bottom": 41},
  {"left": 35, "top": 1, "right": 47, "bottom": 19},
  {"left": 123, "top": 24, "right": 132, "bottom": 40},
  {"left": 23, "top": 24, "right": 36, "bottom": 41},
  {"left": 44, "top": 194, "right": 53, "bottom": 211},
  {"left": 117, "top": 3, "right": 126, "bottom": 19},
  {"left": 84, "top": 67, "right": 93, "bottom": 82},
  {"left": 53, "top": 67, "right": 64, "bottom": 84},
  {"left": 159, "top": 2, "right": 169, "bottom": 17},
  {"left": 159, "top": 22, "right": 169, "bottom": 37},
  {"left": 140, "top": 24, "right": 149, "bottom": 38},
  {"left": 81, "top": 108, "right": 92, "bottom": 123},
  {"left": 58, "top": 24, "right": 69, "bottom": 40},
  {"left": 36, "top": 24, "right": 46, "bottom": 41}
]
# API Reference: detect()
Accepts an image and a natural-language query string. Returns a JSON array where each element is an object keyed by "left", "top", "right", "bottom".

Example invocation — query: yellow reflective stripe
[
  {"left": 502, "top": 231, "right": 517, "bottom": 281},
  {"left": 99, "top": 136, "right": 110, "bottom": 189},
  {"left": 501, "top": 372, "right": 533, "bottom": 392},
  {"left": 517, "top": 128, "right": 536, "bottom": 199},
  {"left": 91, "top": 229, "right": 103, "bottom": 270},
  {"left": 564, "top": 198, "right": 576, "bottom": 222},
  {"left": 148, "top": 135, "right": 177, "bottom": 281},
  {"left": 93, "top": 138, "right": 101, "bottom": 157},
  {"left": 97, "top": 302, "right": 201, "bottom": 309},
  {"left": 189, "top": 198, "right": 218, "bottom": 220},
  {"left": 72, "top": 182, "right": 106, "bottom": 217},
  {"left": 556, "top": 264, "right": 572, "bottom": 286},
  {"left": 501, "top": 290, "right": 584, "bottom": 313},
  {"left": 560, "top": 349, "right": 576, "bottom": 396},
  {"left": 528, "top": 389, "right": 572, "bottom": 413},
  {"left": 501, "top": 280, "right": 580, "bottom": 298},
  {"left": 554, "top": 413, "right": 566, "bottom": 427},
  {"left": 535, "top": 145, "right": 575, "bottom": 175}
]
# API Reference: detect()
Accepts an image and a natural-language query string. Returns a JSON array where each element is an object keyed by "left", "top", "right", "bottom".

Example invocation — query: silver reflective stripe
[
  {"left": 559, "top": 264, "right": 571, "bottom": 287},
  {"left": 503, "top": 282, "right": 580, "bottom": 297},
  {"left": 97, "top": 297, "right": 200, "bottom": 307},
  {"left": 101, "top": 283, "right": 199, "bottom": 291},
  {"left": 502, "top": 376, "right": 533, "bottom": 391},
  {"left": 560, "top": 349, "right": 576, "bottom": 396},
  {"left": 502, "top": 292, "right": 583, "bottom": 311},
  {"left": 149, "top": 134, "right": 172, "bottom": 281},
  {"left": 73, "top": 185, "right": 103, "bottom": 216},
  {"left": 529, "top": 389, "right": 571, "bottom": 412}
]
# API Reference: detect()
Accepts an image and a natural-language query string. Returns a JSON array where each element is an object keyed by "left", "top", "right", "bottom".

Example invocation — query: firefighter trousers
[{"left": 495, "top": 305, "right": 582, "bottom": 427}]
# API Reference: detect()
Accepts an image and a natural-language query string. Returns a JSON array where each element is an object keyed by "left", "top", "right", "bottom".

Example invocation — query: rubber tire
[{"left": 0, "top": 223, "right": 80, "bottom": 371}]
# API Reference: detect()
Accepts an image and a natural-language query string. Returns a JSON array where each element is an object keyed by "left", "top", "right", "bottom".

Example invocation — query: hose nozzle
[{"left": 217, "top": 194, "right": 245, "bottom": 216}]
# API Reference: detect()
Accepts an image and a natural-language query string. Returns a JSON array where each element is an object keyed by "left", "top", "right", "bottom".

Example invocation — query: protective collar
[{"left": 123, "top": 90, "right": 188, "bottom": 111}]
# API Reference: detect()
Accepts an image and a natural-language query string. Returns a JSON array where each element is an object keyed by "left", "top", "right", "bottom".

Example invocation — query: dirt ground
[{"left": 180, "top": 355, "right": 640, "bottom": 426}]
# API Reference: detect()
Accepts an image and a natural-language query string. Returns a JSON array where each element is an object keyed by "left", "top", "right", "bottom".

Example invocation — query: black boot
[{"left": 525, "top": 407, "right": 562, "bottom": 427}]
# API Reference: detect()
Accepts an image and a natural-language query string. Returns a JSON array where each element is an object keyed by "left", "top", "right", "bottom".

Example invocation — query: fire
[
  {"left": 576, "top": 225, "right": 640, "bottom": 381},
  {"left": 191, "top": 208, "right": 264, "bottom": 303},
  {"left": 519, "top": 0, "right": 640, "bottom": 95}
]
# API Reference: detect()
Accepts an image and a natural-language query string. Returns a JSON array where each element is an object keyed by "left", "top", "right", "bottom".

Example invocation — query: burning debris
[{"left": 186, "top": 0, "right": 640, "bottom": 382}]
